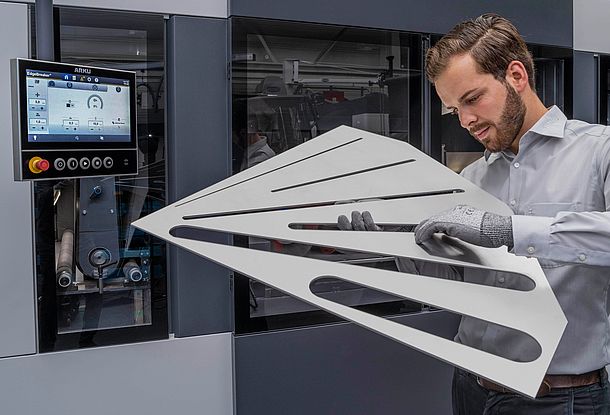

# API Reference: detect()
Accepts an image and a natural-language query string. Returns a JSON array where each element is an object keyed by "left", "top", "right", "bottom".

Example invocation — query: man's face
[{"left": 434, "top": 53, "right": 526, "bottom": 153}]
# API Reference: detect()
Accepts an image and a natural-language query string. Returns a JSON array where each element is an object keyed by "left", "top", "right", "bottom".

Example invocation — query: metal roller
[
  {"left": 122, "top": 260, "right": 143, "bottom": 283},
  {"left": 56, "top": 229, "right": 74, "bottom": 288}
]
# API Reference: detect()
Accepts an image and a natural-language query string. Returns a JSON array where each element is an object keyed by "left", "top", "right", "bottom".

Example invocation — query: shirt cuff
[{"left": 511, "top": 215, "right": 555, "bottom": 258}]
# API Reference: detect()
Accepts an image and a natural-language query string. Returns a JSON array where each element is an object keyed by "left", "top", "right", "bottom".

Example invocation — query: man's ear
[{"left": 505, "top": 60, "right": 529, "bottom": 92}]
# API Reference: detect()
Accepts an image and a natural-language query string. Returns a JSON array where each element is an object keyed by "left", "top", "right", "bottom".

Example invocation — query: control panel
[
  {"left": 11, "top": 59, "right": 138, "bottom": 181},
  {"left": 18, "top": 150, "right": 138, "bottom": 180}
]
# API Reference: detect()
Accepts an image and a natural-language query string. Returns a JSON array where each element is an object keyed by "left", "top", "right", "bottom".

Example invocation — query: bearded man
[{"left": 339, "top": 14, "right": 610, "bottom": 415}]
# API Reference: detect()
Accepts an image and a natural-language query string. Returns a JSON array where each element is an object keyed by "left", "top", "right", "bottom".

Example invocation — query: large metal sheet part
[{"left": 133, "top": 125, "right": 567, "bottom": 398}]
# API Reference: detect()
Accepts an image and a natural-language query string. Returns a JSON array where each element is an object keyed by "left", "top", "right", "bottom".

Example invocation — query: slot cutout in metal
[
  {"left": 271, "top": 159, "right": 416, "bottom": 192},
  {"left": 176, "top": 137, "right": 364, "bottom": 207},
  {"left": 288, "top": 223, "right": 418, "bottom": 231},
  {"left": 310, "top": 276, "right": 542, "bottom": 363},
  {"left": 169, "top": 225, "right": 535, "bottom": 292},
  {"left": 182, "top": 189, "right": 465, "bottom": 220}
]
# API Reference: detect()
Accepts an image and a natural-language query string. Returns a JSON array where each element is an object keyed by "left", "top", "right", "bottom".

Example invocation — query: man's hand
[
  {"left": 337, "top": 211, "right": 381, "bottom": 231},
  {"left": 414, "top": 205, "right": 513, "bottom": 249}
]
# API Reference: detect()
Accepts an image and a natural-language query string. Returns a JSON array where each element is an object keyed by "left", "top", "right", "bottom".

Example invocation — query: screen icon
[
  {"left": 72, "top": 75, "right": 77, "bottom": 81},
  {"left": 63, "top": 74, "right": 69, "bottom": 80}
]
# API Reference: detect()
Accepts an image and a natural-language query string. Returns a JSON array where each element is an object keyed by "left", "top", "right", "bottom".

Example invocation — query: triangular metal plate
[{"left": 133, "top": 125, "right": 566, "bottom": 398}]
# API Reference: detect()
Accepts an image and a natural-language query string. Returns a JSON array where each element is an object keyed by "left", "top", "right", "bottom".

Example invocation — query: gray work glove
[
  {"left": 337, "top": 211, "right": 381, "bottom": 231},
  {"left": 336, "top": 210, "right": 465, "bottom": 279},
  {"left": 414, "top": 205, "right": 514, "bottom": 249}
]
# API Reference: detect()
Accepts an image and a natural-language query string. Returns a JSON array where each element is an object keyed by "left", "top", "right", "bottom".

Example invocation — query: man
[
  {"left": 339, "top": 14, "right": 610, "bottom": 415},
  {"left": 240, "top": 114, "right": 276, "bottom": 170}
]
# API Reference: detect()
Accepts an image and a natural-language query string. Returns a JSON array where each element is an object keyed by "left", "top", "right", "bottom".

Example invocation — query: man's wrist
[
  {"left": 511, "top": 215, "right": 554, "bottom": 258},
  {"left": 481, "top": 213, "right": 514, "bottom": 249}
]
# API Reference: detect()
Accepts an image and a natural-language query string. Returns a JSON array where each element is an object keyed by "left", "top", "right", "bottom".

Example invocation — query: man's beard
[{"left": 470, "top": 83, "right": 526, "bottom": 153}]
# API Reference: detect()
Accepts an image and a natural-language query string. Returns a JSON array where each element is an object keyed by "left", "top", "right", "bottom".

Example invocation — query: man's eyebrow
[{"left": 458, "top": 88, "right": 480, "bottom": 103}]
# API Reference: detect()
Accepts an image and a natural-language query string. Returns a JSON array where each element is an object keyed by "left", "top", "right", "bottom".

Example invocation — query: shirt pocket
[{"left": 523, "top": 202, "right": 581, "bottom": 269}]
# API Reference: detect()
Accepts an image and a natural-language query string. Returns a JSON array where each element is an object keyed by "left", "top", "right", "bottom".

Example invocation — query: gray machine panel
[
  {"left": 573, "top": 51, "right": 599, "bottom": 124},
  {"left": 235, "top": 311, "right": 460, "bottom": 415},
  {"left": 167, "top": 16, "right": 233, "bottom": 336},
  {"left": 0, "top": 334, "right": 234, "bottom": 415},
  {"left": 229, "top": 0, "right": 572, "bottom": 48},
  {"left": 0, "top": 2, "right": 37, "bottom": 359},
  {"left": 574, "top": 0, "right": 610, "bottom": 54}
]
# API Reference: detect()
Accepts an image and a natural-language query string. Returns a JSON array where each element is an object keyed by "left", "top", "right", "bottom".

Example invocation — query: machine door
[
  {"left": 35, "top": 8, "right": 168, "bottom": 352},
  {"left": 231, "top": 17, "right": 426, "bottom": 334}
]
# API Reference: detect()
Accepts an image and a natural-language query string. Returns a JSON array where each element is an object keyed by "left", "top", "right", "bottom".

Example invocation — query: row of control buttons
[{"left": 54, "top": 156, "right": 114, "bottom": 171}]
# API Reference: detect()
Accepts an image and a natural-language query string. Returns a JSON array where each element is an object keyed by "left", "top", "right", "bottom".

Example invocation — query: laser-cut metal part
[{"left": 133, "top": 125, "right": 567, "bottom": 398}]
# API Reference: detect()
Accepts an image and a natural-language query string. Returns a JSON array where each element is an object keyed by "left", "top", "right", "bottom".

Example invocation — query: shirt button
[
  {"left": 578, "top": 254, "right": 587, "bottom": 262},
  {"left": 498, "top": 277, "right": 505, "bottom": 283},
  {"left": 514, "top": 162, "right": 520, "bottom": 168},
  {"left": 527, "top": 246, "right": 535, "bottom": 254},
  {"left": 510, "top": 200, "right": 516, "bottom": 206}
]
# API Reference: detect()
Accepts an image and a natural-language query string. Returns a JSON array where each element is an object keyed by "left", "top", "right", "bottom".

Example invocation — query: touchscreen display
[{"left": 25, "top": 69, "right": 131, "bottom": 143}]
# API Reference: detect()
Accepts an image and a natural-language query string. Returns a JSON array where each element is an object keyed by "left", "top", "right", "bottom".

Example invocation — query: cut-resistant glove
[
  {"left": 414, "top": 205, "right": 513, "bottom": 249},
  {"left": 337, "top": 211, "right": 382, "bottom": 231}
]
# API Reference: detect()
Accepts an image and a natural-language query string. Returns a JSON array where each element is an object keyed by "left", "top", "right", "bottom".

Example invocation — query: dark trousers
[{"left": 452, "top": 368, "right": 610, "bottom": 415}]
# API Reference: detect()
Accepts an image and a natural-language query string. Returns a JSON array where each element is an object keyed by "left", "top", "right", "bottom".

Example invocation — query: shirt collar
[
  {"left": 247, "top": 136, "right": 269, "bottom": 155},
  {"left": 528, "top": 105, "right": 567, "bottom": 139},
  {"left": 484, "top": 150, "right": 513, "bottom": 164},
  {"left": 484, "top": 105, "right": 567, "bottom": 165}
]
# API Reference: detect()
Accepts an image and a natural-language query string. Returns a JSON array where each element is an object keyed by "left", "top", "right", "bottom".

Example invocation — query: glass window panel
[{"left": 232, "top": 18, "right": 424, "bottom": 332}]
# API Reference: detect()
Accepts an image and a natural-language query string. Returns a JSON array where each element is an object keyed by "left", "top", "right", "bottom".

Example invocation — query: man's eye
[{"left": 467, "top": 94, "right": 481, "bottom": 104}]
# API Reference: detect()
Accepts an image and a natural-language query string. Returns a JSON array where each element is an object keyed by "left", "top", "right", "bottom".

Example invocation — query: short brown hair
[{"left": 425, "top": 14, "right": 535, "bottom": 89}]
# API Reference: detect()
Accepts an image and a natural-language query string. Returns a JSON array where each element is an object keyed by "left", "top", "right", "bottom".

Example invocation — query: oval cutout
[{"left": 310, "top": 275, "right": 542, "bottom": 363}]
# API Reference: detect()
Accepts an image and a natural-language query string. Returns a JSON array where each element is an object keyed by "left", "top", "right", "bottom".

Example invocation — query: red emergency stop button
[{"left": 28, "top": 156, "right": 50, "bottom": 174}]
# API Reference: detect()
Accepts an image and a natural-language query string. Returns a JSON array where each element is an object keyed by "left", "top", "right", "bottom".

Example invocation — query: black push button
[
  {"left": 54, "top": 158, "right": 66, "bottom": 171},
  {"left": 80, "top": 157, "right": 90, "bottom": 169},
  {"left": 103, "top": 157, "right": 114, "bottom": 168},
  {"left": 67, "top": 158, "right": 78, "bottom": 170},
  {"left": 92, "top": 157, "right": 102, "bottom": 169}
]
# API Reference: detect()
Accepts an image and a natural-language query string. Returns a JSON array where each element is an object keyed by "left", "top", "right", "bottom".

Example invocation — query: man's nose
[{"left": 458, "top": 109, "right": 477, "bottom": 129}]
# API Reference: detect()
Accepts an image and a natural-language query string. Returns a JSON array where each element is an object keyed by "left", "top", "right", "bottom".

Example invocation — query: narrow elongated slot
[
  {"left": 288, "top": 223, "right": 418, "bottom": 231},
  {"left": 169, "top": 225, "right": 535, "bottom": 292},
  {"left": 176, "top": 137, "right": 364, "bottom": 207},
  {"left": 271, "top": 159, "right": 416, "bottom": 192},
  {"left": 182, "top": 188, "right": 464, "bottom": 220}
]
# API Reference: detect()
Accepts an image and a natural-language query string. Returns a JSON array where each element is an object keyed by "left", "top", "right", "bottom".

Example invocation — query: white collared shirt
[{"left": 458, "top": 105, "right": 610, "bottom": 374}]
